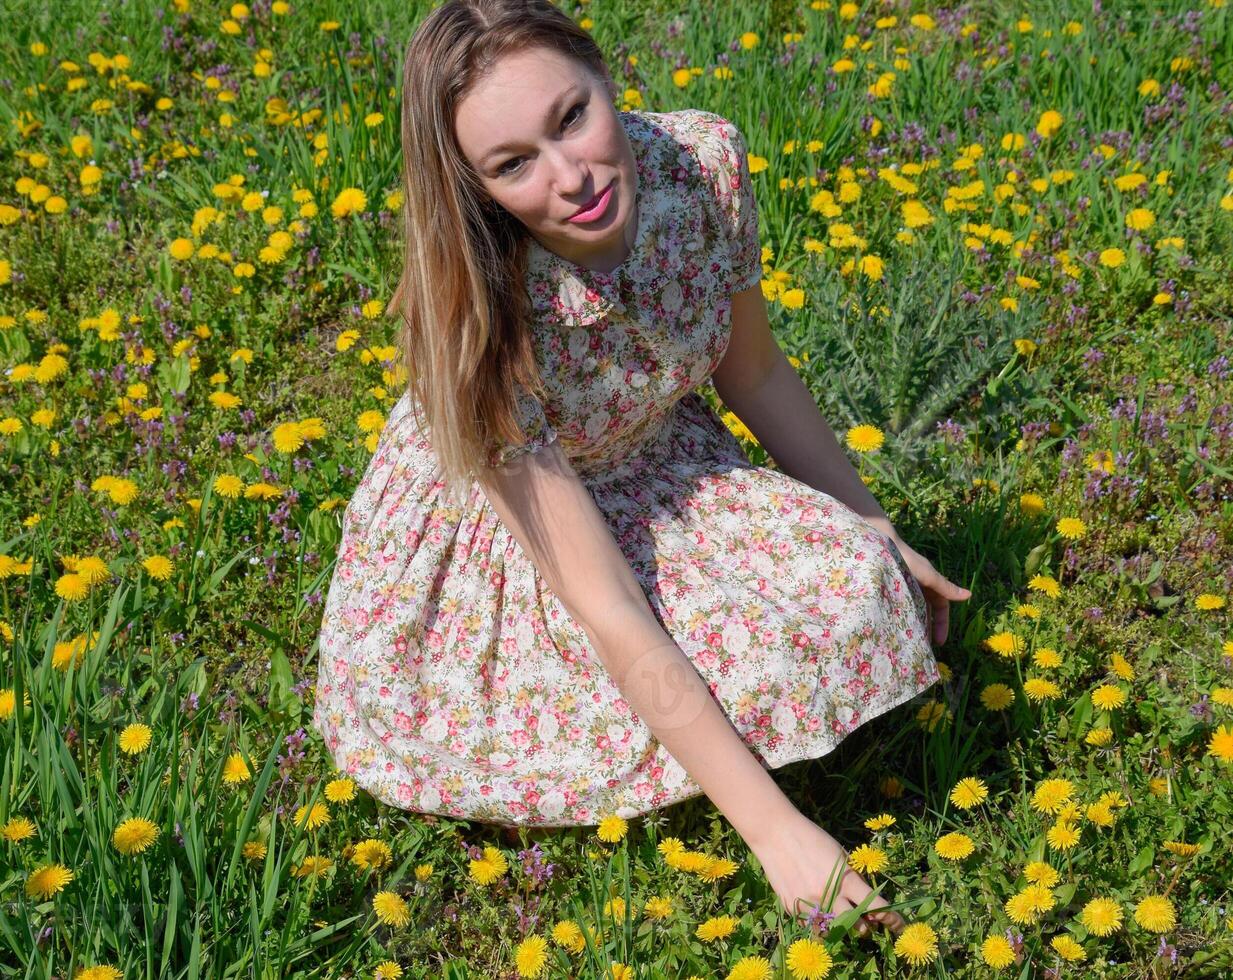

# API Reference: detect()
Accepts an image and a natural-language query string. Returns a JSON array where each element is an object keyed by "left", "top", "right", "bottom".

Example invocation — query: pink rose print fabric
[{"left": 312, "top": 108, "right": 940, "bottom": 827}]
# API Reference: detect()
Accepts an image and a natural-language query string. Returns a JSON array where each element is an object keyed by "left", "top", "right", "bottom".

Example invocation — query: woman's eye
[
  {"left": 496, "top": 102, "right": 587, "bottom": 177},
  {"left": 563, "top": 101, "right": 587, "bottom": 127}
]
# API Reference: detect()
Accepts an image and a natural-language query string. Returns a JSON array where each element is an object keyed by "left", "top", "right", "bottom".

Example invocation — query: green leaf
[
  {"left": 1128, "top": 844, "right": 1156, "bottom": 876},
  {"left": 1071, "top": 691, "right": 1093, "bottom": 733},
  {"left": 268, "top": 648, "right": 297, "bottom": 714},
  {"left": 1024, "top": 542, "right": 1050, "bottom": 579}
]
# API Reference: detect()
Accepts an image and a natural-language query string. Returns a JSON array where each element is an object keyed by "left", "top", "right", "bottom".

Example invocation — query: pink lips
[{"left": 568, "top": 180, "right": 615, "bottom": 223}]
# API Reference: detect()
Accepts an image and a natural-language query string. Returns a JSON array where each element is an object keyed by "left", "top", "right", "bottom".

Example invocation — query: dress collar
[{"left": 524, "top": 110, "right": 652, "bottom": 327}]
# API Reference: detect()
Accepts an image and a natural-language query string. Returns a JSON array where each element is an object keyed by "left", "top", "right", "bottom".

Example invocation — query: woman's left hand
[{"left": 886, "top": 536, "right": 972, "bottom": 647}]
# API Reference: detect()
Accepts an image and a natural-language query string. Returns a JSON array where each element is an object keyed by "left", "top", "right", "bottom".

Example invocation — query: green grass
[{"left": 1, "top": 0, "right": 1232, "bottom": 977}]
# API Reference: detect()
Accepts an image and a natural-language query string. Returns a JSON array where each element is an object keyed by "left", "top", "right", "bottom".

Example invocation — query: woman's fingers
[
  {"left": 863, "top": 897, "right": 906, "bottom": 934},
  {"left": 841, "top": 870, "right": 904, "bottom": 936}
]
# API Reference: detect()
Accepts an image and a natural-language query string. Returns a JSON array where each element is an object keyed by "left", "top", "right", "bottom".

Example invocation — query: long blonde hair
[{"left": 387, "top": 0, "right": 614, "bottom": 508}]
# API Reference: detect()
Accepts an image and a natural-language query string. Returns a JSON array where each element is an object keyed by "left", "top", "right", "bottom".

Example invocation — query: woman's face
[{"left": 454, "top": 45, "right": 639, "bottom": 274}]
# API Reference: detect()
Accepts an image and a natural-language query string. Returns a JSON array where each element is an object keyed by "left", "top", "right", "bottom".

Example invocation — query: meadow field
[{"left": 2, "top": 0, "right": 1233, "bottom": 976}]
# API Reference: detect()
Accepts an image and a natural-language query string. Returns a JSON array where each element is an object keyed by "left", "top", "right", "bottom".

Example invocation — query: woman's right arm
[
  {"left": 476, "top": 438, "right": 799, "bottom": 852},
  {"left": 478, "top": 439, "right": 907, "bottom": 934}
]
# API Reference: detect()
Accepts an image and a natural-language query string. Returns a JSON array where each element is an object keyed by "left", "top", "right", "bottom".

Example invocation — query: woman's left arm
[
  {"left": 712, "top": 283, "right": 971, "bottom": 644},
  {"left": 712, "top": 284, "right": 895, "bottom": 536}
]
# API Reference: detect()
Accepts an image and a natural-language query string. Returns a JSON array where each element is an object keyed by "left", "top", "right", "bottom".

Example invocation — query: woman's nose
[{"left": 550, "top": 148, "right": 589, "bottom": 198}]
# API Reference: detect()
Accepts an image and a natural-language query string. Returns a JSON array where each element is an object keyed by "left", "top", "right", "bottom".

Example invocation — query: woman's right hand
[{"left": 750, "top": 810, "right": 905, "bottom": 939}]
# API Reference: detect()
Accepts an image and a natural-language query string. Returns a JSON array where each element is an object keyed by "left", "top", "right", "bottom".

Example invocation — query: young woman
[{"left": 312, "top": 0, "right": 971, "bottom": 935}]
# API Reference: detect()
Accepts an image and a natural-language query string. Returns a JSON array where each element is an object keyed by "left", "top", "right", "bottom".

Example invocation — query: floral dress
[{"left": 311, "top": 108, "right": 940, "bottom": 827}]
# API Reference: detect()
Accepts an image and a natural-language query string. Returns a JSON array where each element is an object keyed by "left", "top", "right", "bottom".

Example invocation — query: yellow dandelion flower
[
  {"left": 845, "top": 424, "right": 885, "bottom": 453},
  {"left": 372, "top": 890, "right": 411, "bottom": 927},
  {"left": 980, "top": 683, "right": 1015, "bottom": 710},
  {"left": 26, "top": 862, "right": 74, "bottom": 900},
  {"left": 726, "top": 956, "right": 772, "bottom": 980},
  {"left": 351, "top": 839, "right": 393, "bottom": 870},
  {"left": 696, "top": 914, "right": 739, "bottom": 941},
  {"left": 1046, "top": 821, "right": 1081, "bottom": 851},
  {"left": 55, "top": 572, "right": 90, "bottom": 602},
  {"left": 1209, "top": 724, "right": 1233, "bottom": 763},
  {"left": 293, "top": 802, "right": 330, "bottom": 830},
  {"left": 272, "top": 421, "right": 306, "bottom": 454},
  {"left": 1079, "top": 897, "right": 1123, "bottom": 936},
  {"left": 934, "top": 832, "right": 975, "bottom": 860},
  {"left": 697, "top": 855, "right": 739, "bottom": 881},
  {"left": 75, "top": 966, "right": 123, "bottom": 980},
  {"left": 1019, "top": 492, "right": 1046, "bottom": 514},
  {"left": 1055, "top": 517, "right": 1087, "bottom": 540},
  {"left": 222, "top": 753, "right": 251, "bottom": 784},
  {"left": 949, "top": 777, "right": 989, "bottom": 810},
  {"left": 213, "top": 474, "right": 244, "bottom": 498},
  {"left": 893, "top": 922, "right": 939, "bottom": 967},
  {"left": 1195, "top": 593, "right": 1226, "bottom": 611},
  {"left": 1030, "top": 778, "right": 1075, "bottom": 814},
  {"left": 785, "top": 937, "right": 833, "bottom": 978},
  {"left": 1, "top": 816, "right": 36, "bottom": 843},
  {"left": 864, "top": 813, "right": 896, "bottom": 831},
  {"left": 1028, "top": 574, "right": 1061, "bottom": 598},
  {"left": 142, "top": 554, "right": 174, "bottom": 581},
  {"left": 552, "top": 919, "right": 586, "bottom": 953},
  {"left": 1091, "top": 685, "right": 1127, "bottom": 710},
  {"left": 1023, "top": 862, "right": 1060, "bottom": 887},
  {"left": 1023, "top": 883, "right": 1057, "bottom": 914},
  {"left": 1109, "top": 652, "right": 1135, "bottom": 679},
  {"left": 1050, "top": 934, "right": 1086, "bottom": 962},
  {"left": 112, "top": 817, "right": 160, "bottom": 856},
  {"left": 469, "top": 845, "right": 509, "bottom": 885},
  {"left": 1133, "top": 895, "right": 1176, "bottom": 933},
  {"left": 242, "top": 840, "right": 267, "bottom": 861},
  {"left": 642, "top": 896, "right": 674, "bottom": 920},
  {"left": 1005, "top": 890, "right": 1040, "bottom": 926},
  {"left": 1033, "top": 646, "right": 1063, "bottom": 669},
  {"left": 118, "top": 723, "right": 153, "bottom": 755},
  {"left": 292, "top": 855, "right": 335, "bottom": 878},
  {"left": 985, "top": 631, "right": 1027, "bottom": 659},
  {"left": 331, "top": 186, "right": 368, "bottom": 219},
  {"left": 513, "top": 935, "right": 548, "bottom": 978},
  {"left": 325, "top": 777, "right": 356, "bottom": 803},
  {"left": 1024, "top": 677, "right": 1062, "bottom": 702},
  {"left": 980, "top": 933, "right": 1016, "bottom": 968},
  {"left": 596, "top": 814, "right": 628, "bottom": 843},
  {"left": 0, "top": 688, "right": 29, "bottom": 720},
  {"left": 849, "top": 843, "right": 889, "bottom": 875}
]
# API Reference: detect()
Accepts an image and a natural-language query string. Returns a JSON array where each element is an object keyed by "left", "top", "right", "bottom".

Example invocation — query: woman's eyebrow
[{"left": 481, "top": 86, "right": 581, "bottom": 163}]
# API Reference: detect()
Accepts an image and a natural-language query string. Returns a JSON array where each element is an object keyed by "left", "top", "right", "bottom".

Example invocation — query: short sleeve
[
  {"left": 484, "top": 383, "right": 558, "bottom": 469},
  {"left": 685, "top": 110, "right": 763, "bottom": 293}
]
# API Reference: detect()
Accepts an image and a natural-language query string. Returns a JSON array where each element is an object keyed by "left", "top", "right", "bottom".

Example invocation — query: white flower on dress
[
  {"left": 771, "top": 701, "right": 797, "bottom": 735},
  {"left": 421, "top": 713, "right": 448, "bottom": 742},
  {"left": 584, "top": 411, "right": 610, "bottom": 441},
  {"left": 419, "top": 784, "right": 442, "bottom": 811},
  {"left": 661, "top": 279, "right": 683, "bottom": 314},
  {"left": 722, "top": 619, "right": 750, "bottom": 656},
  {"left": 538, "top": 788, "right": 566, "bottom": 820}
]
